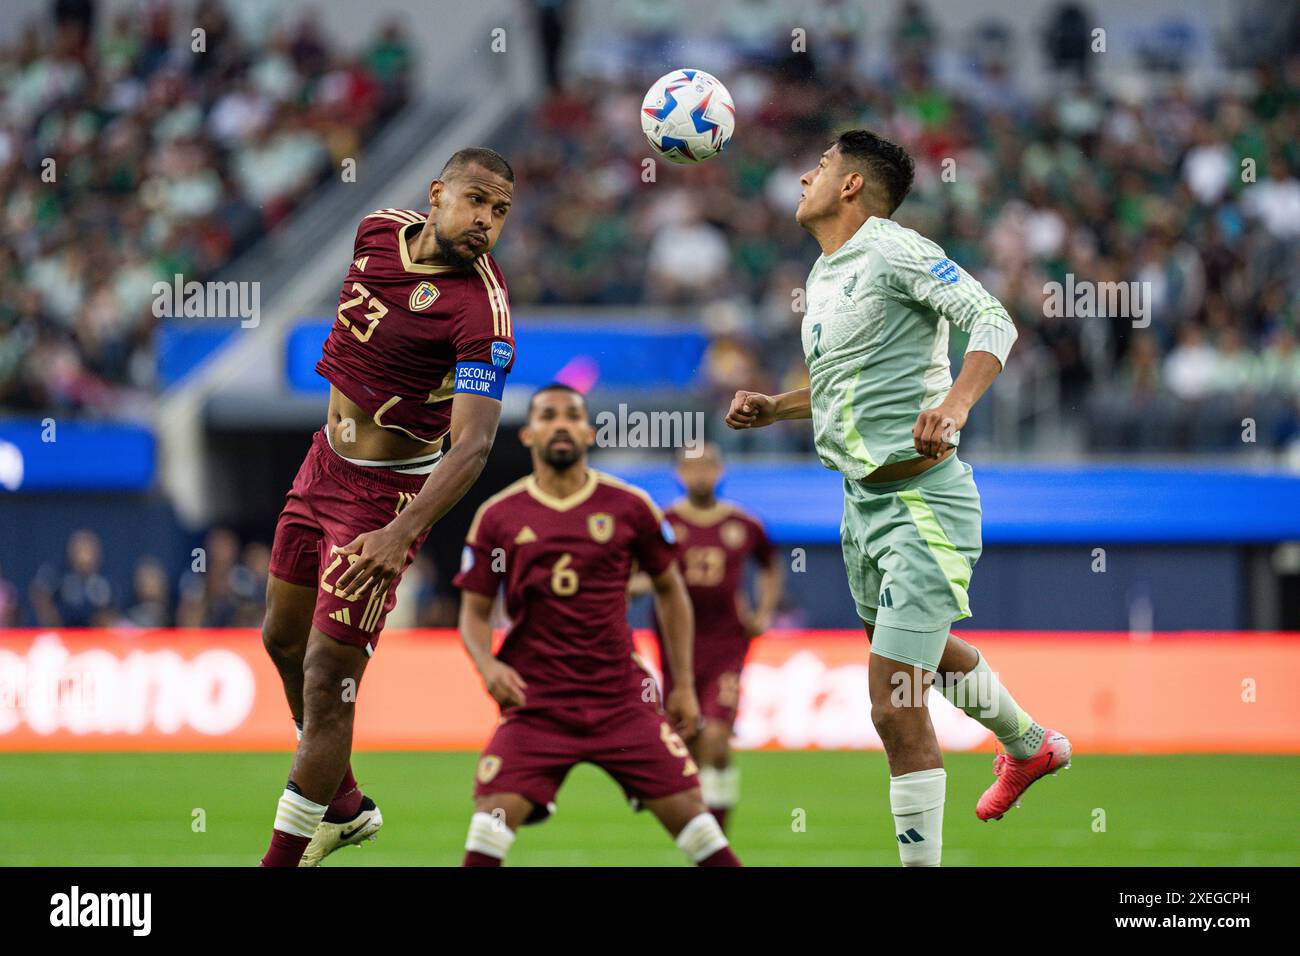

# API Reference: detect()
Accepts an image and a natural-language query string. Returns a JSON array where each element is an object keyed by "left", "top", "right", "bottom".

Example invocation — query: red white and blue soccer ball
[{"left": 640, "top": 69, "right": 736, "bottom": 165}]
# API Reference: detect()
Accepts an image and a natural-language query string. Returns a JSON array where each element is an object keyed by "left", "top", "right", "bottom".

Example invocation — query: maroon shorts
[
  {"left": 268, "top": 429, "right": 430, "bottom": 654},
  {"left": 473, "top": 699, "right": 700, "bottom": 822},
  {"left": 662, "top": 649, "right": 747, "bottom": 726}
]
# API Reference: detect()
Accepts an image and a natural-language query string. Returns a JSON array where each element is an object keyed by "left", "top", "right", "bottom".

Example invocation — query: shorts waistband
[
  {"left": 312, "top": 429, "right": 429, "bottom": 494},
  {"left": 851, "top": 453, "right": 964, "bottom": 496}
]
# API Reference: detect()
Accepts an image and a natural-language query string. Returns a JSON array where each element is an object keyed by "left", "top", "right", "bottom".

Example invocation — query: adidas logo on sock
[{"left": 896, "top": 828, "right": 925, "bottom": 844}]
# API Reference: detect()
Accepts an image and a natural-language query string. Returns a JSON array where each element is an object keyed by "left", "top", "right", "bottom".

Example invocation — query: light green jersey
[{"left": 801, "top": 216, "right": 1018, "bottom": 479}]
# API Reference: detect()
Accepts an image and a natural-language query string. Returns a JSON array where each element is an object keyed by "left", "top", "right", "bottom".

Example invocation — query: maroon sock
[
  {"left": 260, "top": 829, "right": 311, "bottom": 868},
  {"left": 697, "top": 846, "right": 742, "bottom": 867},
  {"left": 323, "top": 764, "right": 363, "bottom": 823},
  {"left": 463, "top": 850, "right": 503, "bottom": 867},
  {"left": 709, "top": 807, "right": 730, "bottom": 833}
]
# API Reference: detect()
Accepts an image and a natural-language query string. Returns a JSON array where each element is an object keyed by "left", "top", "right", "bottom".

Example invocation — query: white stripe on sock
[
  {"left": 676, "top": 812, "right": 728, "bottom": 863},
  {"left": 465, "top": 811, "right": 515, "bottom": 860},
  {"left": 273, "top": 788, "right": 327, "bottom": 838}
]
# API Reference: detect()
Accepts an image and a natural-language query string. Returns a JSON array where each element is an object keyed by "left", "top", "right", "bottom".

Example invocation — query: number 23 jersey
[{"left": 316, "top": 208, "right": 516, "bottom": 445}]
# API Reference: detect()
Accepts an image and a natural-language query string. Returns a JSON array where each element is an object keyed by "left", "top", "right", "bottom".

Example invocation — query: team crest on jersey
[
  {"left": 930, "top": 259, "right": 960, "bottom": 284},
  {"left": 409, "top": 281, "right": 440, "bottom": 311},
  {"left": 721, "top": 520, "right": 747, "bottom": 550},
  {"left": 476, "top": 755, "right": 502, "bottom": 784},
  {"left": 588, "top": 512, "right": 615, "bottom": 543}
]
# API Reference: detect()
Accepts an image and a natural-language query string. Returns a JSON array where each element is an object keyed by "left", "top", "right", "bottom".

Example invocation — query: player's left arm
[
  {"left": 650, "top": 562, "right": 700, "bottom": 739},
  {"left": 884, "top": 243, "right": 1019, "bottom": 458},
  {"left": 746, "top": 560, "right": 783, "bottom": 640},
  {"left": 334, "top": 392, "right": 501, "bottom": 597}
]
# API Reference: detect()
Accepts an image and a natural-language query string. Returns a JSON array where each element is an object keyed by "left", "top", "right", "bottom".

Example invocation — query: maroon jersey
[
  {"left": 316, "top": 208, "right": 516, "bottom": 444},
  {"left": 453, "top": 469, "right": 679, "bottom": 708},
  {"left": 656, "top": 500, "right": 775, "bottom": 675}
]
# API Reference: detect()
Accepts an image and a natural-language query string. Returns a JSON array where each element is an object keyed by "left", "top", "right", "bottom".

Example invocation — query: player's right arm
[
  {"left": 724, "top": 387, "right": 811, "bottom": 429},
  {"left": 453, "top": 503, "right": 527, "bottom": 708},
  {"left": 458, "top": 589, "right": 527, "bottom": 708}
]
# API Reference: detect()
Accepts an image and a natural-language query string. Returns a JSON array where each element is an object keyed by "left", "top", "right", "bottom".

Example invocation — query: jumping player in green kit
[{"left": 725, "top": 130, "right": 1071, "bottom": 866}]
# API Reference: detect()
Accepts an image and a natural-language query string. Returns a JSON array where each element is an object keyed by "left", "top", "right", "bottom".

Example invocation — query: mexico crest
[
  {"left": 588, "top": 512, "right": 615, "bottom": 543},
  {"left": 409, "top": 281, "right": 439, "bottom": 311},
  {"left": 721, "top": 520, "right": 747, "bottom": 549}
]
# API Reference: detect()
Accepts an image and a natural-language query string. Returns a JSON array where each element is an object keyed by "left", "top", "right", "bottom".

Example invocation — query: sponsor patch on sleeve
[
  {"left": 929, "top": 259, "right": 960, "bottom": 283},
  {"left": 660, "top": 519, "right": 677, "bottom": 545},
  {"left": 460, "top": 546, "right": 475, "bottom": 573},
  {"left": 490, "top": 340, "right": 514, "bottom": 368},
  {"left": 454, "top": 361, "right": 506, "bottom": 400}
]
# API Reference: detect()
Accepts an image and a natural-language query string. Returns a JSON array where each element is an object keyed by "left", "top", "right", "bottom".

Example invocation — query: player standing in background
[
  {"left": 453, "top": 385, "right": 741, "bottom": 867},
  {"left": 258, "top": 148, "right": 517, "bottom": 867},
  {"left": 650, "top": 443, "right": 782, "bottom": 832},
  {"left": 726, "top": 130, "right": 1071, "bottom": 866}
]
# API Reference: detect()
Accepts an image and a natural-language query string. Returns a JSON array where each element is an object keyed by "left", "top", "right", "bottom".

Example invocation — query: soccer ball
[{"left": 640, "top": 69, "right": 736, "bottom": 165}]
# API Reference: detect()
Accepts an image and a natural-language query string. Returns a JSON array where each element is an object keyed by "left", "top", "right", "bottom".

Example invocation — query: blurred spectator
[
  {"left": 0, "top": 562, "right": 20, "bottom": 626},
  {"left": 533, "top": 0, "right": 570, "bottom": 92},
  {"left": 30, "top": 529, "right": 116, "bottom": 627},
  {"left": 1044, "top": 3, "right": 1094, "bottom": 79},
  {"left": 177, "top": 527, "right": 263, "bottom": 628},
  {"left": 122, "top": 556, "right": 172, "bottom": 628}
]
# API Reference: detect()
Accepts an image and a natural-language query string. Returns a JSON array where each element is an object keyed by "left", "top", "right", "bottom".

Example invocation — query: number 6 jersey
[{"left": 453, "top": 469, "right": 679, "bottom": 708}]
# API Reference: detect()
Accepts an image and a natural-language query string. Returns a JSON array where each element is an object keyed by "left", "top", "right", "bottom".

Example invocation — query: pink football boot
[{"left": 976, "top": 730, "right": 1072, "bottom": 821}]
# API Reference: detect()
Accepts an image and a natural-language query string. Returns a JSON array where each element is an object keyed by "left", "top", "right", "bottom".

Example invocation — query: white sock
[
  {"left": 675, "top": 812, "right": 729, "bottom": 864},
  {"left": 465, "top": 811, "right": 516, "bottom": 861},
  {"left": 940, "top": 651, "right": 1044, "bottom": 759},
  {"left": 889, "top": 768, "right": 945, "bottom": 867},
  {"left": 273, "top": 787, "right": 327, "bottom": 838},
  {"left": 698, "top": 766, "right": 740, "bottom": 808}
]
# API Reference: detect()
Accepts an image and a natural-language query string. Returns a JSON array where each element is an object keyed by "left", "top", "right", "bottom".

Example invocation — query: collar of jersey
[
  {"left": 671, "top": 498, "right": 734, "bottom": 526},
  {"left": 525, "top": 469, "right": 600, "bottom": 512},
  {"left": 399, "top": 221, "right": 457, "bottom": 275}
]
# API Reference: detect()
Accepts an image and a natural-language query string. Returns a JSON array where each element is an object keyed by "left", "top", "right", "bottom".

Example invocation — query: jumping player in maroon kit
[
  {"left": 258, "top": 148, "right": 517, "bottom": 867},
  {"left": 453, "top": 385, "right": 742, "bottom": 867},
  {"left": 650, "top": 443, "right": 782, "bottom": 832}
]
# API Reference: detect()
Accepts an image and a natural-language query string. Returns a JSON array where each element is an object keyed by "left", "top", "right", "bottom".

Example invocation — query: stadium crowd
[
  {"left": 0, "top": 0, "right": 412, "bottom": 416},
  {"left": 495, "top": 0, "right": 1300, "bottom": 454},
  {"left": 0, "top": 525, "right": 460, "bottom": 630}
]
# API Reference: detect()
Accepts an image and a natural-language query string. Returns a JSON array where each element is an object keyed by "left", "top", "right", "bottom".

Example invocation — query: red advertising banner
[{"left": 1, "top": 629, "right": 1296, "bottom": 753}]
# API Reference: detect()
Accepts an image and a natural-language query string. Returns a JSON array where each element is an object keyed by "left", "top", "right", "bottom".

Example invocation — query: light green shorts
[{"left": 840, "top": 453, "right": 983, "bottom": 671}]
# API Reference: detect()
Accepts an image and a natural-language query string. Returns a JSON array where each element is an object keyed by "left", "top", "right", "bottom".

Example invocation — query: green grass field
[{"left": 3, "top": 752, "right": 1296, "bottom": 866}]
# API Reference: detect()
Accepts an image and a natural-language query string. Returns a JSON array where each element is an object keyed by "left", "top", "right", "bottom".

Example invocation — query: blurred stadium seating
[{"left": 0, "top": 0, "right": 411, "bottom": 414}]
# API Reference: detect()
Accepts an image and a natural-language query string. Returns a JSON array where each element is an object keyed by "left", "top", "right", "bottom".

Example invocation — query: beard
[
  {"left": 433, "top": 225, "right": 480, "bottom": 269},
  {"left": 541, "top": 440, "right": 582, "bottom": 471}
]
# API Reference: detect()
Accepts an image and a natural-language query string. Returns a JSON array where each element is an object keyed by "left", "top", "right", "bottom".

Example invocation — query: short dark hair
[
  {"left": 441, "top": 146, "right": 514, "bottom": 183},
  {"left": 528, "top": 382, "right": 585, "bottom": 414},
  {"left": 833, "top": 129, "right": 914, "bottom": 214}
]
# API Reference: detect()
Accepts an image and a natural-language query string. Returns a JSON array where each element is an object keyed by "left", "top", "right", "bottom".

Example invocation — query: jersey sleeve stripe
[
  {"left": 473, "top": 259, "right": 504, "bottom": 337},
  {"left": 487, "top": 257, "right": 512, "bottom": 336},
  {"left": 366, "top": 211, "right": 421, "bottom": 226}
]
